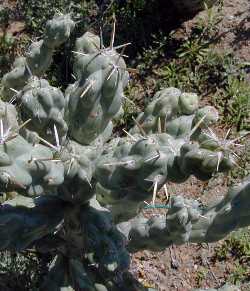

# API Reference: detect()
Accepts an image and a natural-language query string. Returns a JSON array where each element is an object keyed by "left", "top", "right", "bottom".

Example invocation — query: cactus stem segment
[{"left": 0, "top": 15, "right": 248, "bottom": 289}]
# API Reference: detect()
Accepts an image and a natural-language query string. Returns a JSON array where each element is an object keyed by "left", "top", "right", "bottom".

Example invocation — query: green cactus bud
[{"left": 179, "top": 92, "right": 199, "bottom": 114}]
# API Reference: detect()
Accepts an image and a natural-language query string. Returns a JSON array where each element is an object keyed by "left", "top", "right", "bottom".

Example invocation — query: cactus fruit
[{"left": 0, "top": 14, "right": 248, "bottom": 291}]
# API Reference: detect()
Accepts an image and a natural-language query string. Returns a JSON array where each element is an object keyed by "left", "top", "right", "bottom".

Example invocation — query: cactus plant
[{"left": 0, "top": 14, "right": 249, "bottom": 291}]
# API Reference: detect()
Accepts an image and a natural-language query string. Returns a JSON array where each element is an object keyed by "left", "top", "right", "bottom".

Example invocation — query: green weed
[
  {"left": 18, "top": 0, "right": 98, "bottom": 33},
  {"left": 0, "top": 7, "right": 16, "bottom": 76},
  {"left": 229, "top": 262, "right": 250, "bottom": 285},
  {"left": 214, "top": 228, "right": 250, "bottom": 284},
  {"left": 196, "top": 267, "right": 208, "bottom": 287},
  {"left": 215, "top": 228, "right": 250, "bottom": 260},
  {"left": 215, "top": 76, "right": 250, "bottom": 131}
]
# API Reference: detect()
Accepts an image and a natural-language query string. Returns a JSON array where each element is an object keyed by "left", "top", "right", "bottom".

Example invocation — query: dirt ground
[{"left": 130, "top": 1, "right": 250, "bottom": 290}]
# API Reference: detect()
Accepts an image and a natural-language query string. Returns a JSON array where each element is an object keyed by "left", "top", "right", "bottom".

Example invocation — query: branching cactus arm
[
  {"left": 119, "top": 177, "right": 250, "bottom": 252},
  {"left": 18, "top": 78, "right": 68, "bottom": 144},
  {"left": 65, "top": 30, "right": 129, "bottom": 145},
  {"left": 1, "top": 14, "right": 75, "bottom": 100},
  {"left": 95, "top": 106, "right": 235, "bottom": 222}
]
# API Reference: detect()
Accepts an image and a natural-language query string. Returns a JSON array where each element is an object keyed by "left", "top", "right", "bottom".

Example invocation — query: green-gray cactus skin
[
  {"left": 0, "top": 99, "right": 19, "bottom": 133},
  {"left": 18, "top": 77, "right": 68, "bottom": 144},
  {"left": 0, "top": 134, "right": 65, "bottom": 196},
  {"left": 1, "top": 14, "right": 75, "bottom": 100},
  {"left": 130, "top": 87, "right": 218, "bottom": 139},
  {"left": 118, "top": 176, "right": 250, "bottom": 252},
  {"left": 56, "top": 136, "right": 106, "bottom": 204},
  {"left": 95, "top": 125, "right": 234, "bottom": 222},
  {"left": 65, "top": 31, "right": 129, "bottom": 145},
  {"left": 94, "top": 91, "right": 231, "bottom": 223},
  {"left": 41, "top": 201, "right": 130, "bottom": 291}
]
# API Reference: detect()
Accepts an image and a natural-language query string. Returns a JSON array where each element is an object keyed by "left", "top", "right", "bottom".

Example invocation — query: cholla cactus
[{"left": 0, "top": 14, "right": 249, "bottom": 291}]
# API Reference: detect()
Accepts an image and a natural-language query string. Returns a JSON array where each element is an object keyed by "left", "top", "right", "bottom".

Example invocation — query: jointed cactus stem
[{"left": 0, "top": 13, "right": 247, "bottom": 291}]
